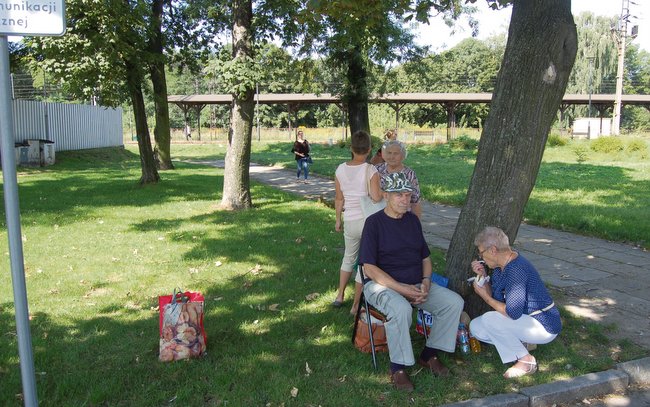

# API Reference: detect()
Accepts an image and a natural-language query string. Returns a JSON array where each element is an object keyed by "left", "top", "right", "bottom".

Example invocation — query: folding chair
[{"left": 351, "top": 264, "right": 428, "bottom": 370}]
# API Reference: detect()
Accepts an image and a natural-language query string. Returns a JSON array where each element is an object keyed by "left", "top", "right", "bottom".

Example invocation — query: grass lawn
[{"left": 0, "top": 147, "right": 646, "bottom": 406}]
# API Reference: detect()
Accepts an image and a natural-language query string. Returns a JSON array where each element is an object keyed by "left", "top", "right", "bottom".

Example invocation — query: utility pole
[
  {"left": 587, "top": 56, "right": 595, "bottom": 118},
  {"left": 256, "top": 83, "right": 260, "bottom": 141},
  {"left": 587, "top": 56, "right": 595, "bottom": 138},
  {"left": 612, "top": 0, "right": 630, "bottom": 136}
]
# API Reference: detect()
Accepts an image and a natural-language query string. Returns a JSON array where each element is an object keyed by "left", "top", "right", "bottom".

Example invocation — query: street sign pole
[
  {"left": 1, "top": 1, "right": 66, "bottom": 405},
  {"left": 0, "top": 35, "right": 38, "bottom": 407}
]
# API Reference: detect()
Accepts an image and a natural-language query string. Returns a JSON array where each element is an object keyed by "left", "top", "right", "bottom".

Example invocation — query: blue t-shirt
[
  {"left": 491, "top": 254, "right": 562, "bottom": 335},
  {"left": 359, "top": 210, "right": 430, "bottom": 285}
]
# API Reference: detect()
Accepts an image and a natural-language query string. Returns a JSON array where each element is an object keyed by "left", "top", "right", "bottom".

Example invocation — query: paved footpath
[{"left": 196, "top": 160, "right": 650, "bottom": 406}]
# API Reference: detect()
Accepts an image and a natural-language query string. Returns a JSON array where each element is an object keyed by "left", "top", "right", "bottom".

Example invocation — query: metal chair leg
[{"left": 363, "top": 294, "right": 378, "bottom": 370}]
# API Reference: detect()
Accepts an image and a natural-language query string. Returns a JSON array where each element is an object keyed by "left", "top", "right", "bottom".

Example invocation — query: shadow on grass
[{"left": 2, "top": 165, "right": 223, "bottom": 229}]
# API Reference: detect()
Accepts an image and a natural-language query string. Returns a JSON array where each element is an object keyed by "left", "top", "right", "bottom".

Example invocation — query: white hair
[
  {"left": 474, "top": 226, "right": 510, "bottom": 251},
  {"left": 381, "top": 140, "right": 408, "bottom": 159}
]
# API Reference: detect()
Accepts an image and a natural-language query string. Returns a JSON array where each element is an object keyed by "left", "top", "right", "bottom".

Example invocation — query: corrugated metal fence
[{"left": 12, "top": 100, "right": 123, "bottom": 152}]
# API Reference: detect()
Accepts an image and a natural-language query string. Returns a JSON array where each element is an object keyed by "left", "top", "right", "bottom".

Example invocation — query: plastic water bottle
[{"left": 458, "top": 323, "right": 470, "bottom": 356}]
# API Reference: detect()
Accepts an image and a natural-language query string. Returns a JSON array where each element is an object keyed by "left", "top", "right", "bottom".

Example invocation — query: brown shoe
[
  {"left": 390, "top": 370, "right": 414, "bottom": 391},
  {"left": 417, "top": 356, "right": 450, "bottom": 377}
]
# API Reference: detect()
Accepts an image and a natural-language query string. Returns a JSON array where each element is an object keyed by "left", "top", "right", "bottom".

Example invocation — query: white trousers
[
  {"left": 470, "top": 311, "right": 557, "bottom": 363},
  {"left": 340, "top": 218, "right": 365, "bottom": 272},
  {"left": 363, "top": 281, "right": 463, "bottom": 366}
]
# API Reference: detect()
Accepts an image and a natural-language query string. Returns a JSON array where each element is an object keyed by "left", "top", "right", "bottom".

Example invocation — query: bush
[
  {"left": 574, "top": 146, "right": 589, "bottom": 163},
  {"left": 591, "top": 137, "right": 624, "bottom": 153},
  {"left": 449, "top": 134, "right": 479, "bottom": 150},
  {"left": 626, "top": 139, "right": 648, "bottom": 154},
  {"left": 547, "top": 133, "right": 568, "bottom": 147}
]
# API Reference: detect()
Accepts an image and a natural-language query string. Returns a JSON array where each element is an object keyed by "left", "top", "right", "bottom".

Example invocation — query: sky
[{"left": 414, "top": 0, "right": 649, "bottom": 53}]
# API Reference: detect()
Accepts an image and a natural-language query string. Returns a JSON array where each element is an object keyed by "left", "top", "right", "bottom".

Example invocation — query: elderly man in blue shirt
[{"left": 359, "top": 172, "right": 464, "bottom": 391}]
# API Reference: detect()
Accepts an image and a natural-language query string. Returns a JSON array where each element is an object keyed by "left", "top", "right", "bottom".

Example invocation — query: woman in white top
[{"left": 334, "top": 131, "right": 383, "bottom": 314}]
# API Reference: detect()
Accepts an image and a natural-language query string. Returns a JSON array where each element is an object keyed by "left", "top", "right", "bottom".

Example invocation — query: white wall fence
[{"left": 13, "top": 100, "right": 123, "bottom": 152}]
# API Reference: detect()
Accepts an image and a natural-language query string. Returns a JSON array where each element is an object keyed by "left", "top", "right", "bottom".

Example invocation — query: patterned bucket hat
[{"left": 382, "top": 172, "right": 415, "bottom": 193}]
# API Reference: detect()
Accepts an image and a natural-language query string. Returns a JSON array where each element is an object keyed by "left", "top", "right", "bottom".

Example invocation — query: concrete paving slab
[
  {"left": 526, "top": 246, "right": 590, "bottom": 260},
  {"left": 519, "top": 370, "right": 629, "bottom": 407},
  {"left": 565, "top": 257, "right": 645, "bottom": 277},
  {"left": 530, "top": 257, "right": 590, "bottom": 274},
  {"left": 552, "top": 265, "right": 613, "bottom": 282},
  {"left": 606, "top": 241, "right": 649, "bottom": 254},
  {"left": 629, "top": 288, "right": 650, "bottom": 302},
  {"left": 541, "top": 272, "right": 591, "bottom": 288},
  {"left": 594, "top": 250, "right": 649, "bottom": 267},
  {"left": 569, "top": 287, "right": 650, "bottom": 315}
]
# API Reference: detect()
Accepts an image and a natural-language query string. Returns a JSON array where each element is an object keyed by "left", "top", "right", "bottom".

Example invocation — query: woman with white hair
[
  {"left": 469, "top": 226, "right": 561, "bottom": 378},
  {"left": 374, "top": 140, "right": 422, "bottom": 218},
  {"left": 370, "top": 129, "right": 397, "bottom": 165}
]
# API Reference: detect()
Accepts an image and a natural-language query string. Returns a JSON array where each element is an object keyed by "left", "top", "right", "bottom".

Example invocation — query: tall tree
[
  {"left": 294, "top": 0, "right": 426, "bottom": 135},
  {"left": 27, "top": 0, "right": 160, "bottom": 184},
  {"left": 567, "top": 12, "right": 618, "bottom": 95},
  {"left": 445, "top": 0, "right": 577, "bottom": 315},
  {"left": 150, "top": 0, "right": 222, "bottom": 168},
  {"left": 622, "top": 45, "right": 650, "bottom": 129},
  {"left": 148, "top": 0, "right": 174, "bottom": 170},
  {"left": 26, "top": 0, "right": 214, "bottom": 177},
  {"left": 220, "top": 0, "right": 256, "bottom": 210},
  {"left": 126, "top": 59, "right": 161, "bottom": 184}
]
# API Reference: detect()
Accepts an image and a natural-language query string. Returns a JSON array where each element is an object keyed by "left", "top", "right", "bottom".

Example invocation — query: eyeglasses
[{"left": 478, "top": 246, "right": 492, "bottom": 259}]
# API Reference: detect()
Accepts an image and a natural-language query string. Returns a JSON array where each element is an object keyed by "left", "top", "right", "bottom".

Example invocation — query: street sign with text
[{"left": 0, "top": 0, "right": 65, "bottom": 36}]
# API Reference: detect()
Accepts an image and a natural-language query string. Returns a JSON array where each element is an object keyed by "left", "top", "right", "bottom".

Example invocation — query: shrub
[
  {"left": 449, "top": 135, "right": 479, "bottom": 150},
  {"left": 590, "top": 137, "right": 624, "bottom": 153},
  {"left": 547, "top": 133, "right": 568, "bottom": 147},
  {"left": 574, "top": 146, "right": 589, "bottom": 163},
  {"left": 626, "top": 139, "right": 648, "bottom": 154}
]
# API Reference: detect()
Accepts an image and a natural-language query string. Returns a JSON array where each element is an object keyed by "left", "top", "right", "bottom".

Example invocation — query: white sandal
[{"left": 503, "top": 357, "right": 537, "bottom": 379}]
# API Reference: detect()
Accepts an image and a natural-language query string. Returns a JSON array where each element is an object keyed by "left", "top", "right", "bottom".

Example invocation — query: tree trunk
[
  {"left": 148, "top": 0, "right": 174, "bottom": 170},
  {"left": 445, "top": 0, "right": 577, "bottom": 316},
  {"left": 221, "top": 0, "right": 254, "bottom": 210},
  {"left": 126, "top": 60, "right": 160, "bottom": 185},
  {"left": 346, "top": 47, "right": 370, "bottom": 135}
]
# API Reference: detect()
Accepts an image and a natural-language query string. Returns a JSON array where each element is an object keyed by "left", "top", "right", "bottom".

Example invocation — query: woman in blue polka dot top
[{"left": 468, "top": 226, "right": 561, "bottom": 379}]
